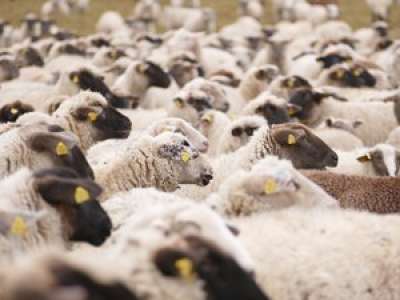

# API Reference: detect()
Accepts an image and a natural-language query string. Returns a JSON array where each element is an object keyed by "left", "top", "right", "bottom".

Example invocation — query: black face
[
  {"left": 317, "top": 54, "right": 350, "bottom": 69},
  {"left": 187, "top": 96, "right": 213, "bottom": 113},
  {"left": 59, "top": 146, "right": 95, "bottom": 179},
  {"left": 376, "top": 26, "right": 388, "bottom": 37},
  {"left": 288, "top": 89, "right": 324, "bottom": 122},
  {"left": 0, "top": 101, "right": 34, "bottom": 123},
  {"left": 154, "top": 236, "right": 270, "bottom": 300},
  {"left": 144, "top": 60, "right": 171, "bottom": 88},
  {"left": 71, "top": 70, "right": 131, "bottom": 108},
  {"left": 282, "top": 76, "right": 311, "bottom": 90},
  {"left": 62, "top": 44, "right": 86, "bottom": 56},
  {"left": 377, "top": 39, "right": 393, "bottom": 51},
  {"left": 232, "top": 126, "right": 259, "bottom": 137},
  {"left": 93, "top": 107, "right": 132, "bottom": 140},
  {"left": 71, "top": 201, "right": 112, "bottom": 246},
  {"left": 349, "top": 67, "right": 377, "bottom": 88},
  {"left": 255, "top": 103, "right": 290, "bottom": 125},
  {"left": 40, "top": 20, "right": 54, "bottom": 36},
  {"left": 91, "top": 38, "right": 111, "bottom": 48},
  {"left": 49, "top": 263, "right": 139, "bottom": 300},
  {"left": 19, "top": 47, "right": 44, "bottom": 67}
]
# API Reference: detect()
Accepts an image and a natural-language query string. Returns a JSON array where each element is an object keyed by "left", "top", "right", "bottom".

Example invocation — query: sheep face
[
  {"left": 22, "top": 125, "right": 95, "bottom": 179},
  {"left": 271, "top": 123, "right": 339, "bottom": 169},
  {"left": 68, "top": 69, "right": 131, "bottom": 108},
  {"left": 168, "top": 54, "right": 203, "bottom": 88},
  {"left": 357, "top": 144, "right": 400, "bottom": 177},
  {"left": 0, "top": 101, "right": 34, "bottom": 123},
  {"left": 0, "top": 58, "right": 19, "bottom": 82},
  {"left": 228, "top": 117, "right": 267, "bottom": 152},
  {"left": 154, "top": 236, "right": 270, "bottom": 300},
  {"left": 3, "top": 258, "right": 138, "bottom": 300},
  {"left": 149, "top": 118, "right": 209, "bottom": 153},
  {"left": 317, "top": 53, "right": 352, "bottom": 69},
  {"left": 156, "top": 133, "right": 213, "bottom": 186},
  {"left": 325, "top": 65, "right": 377, "bottom": 88},
  {"left": 34, "top": 167, "right": 112, "bottom": 246},
  {"left": 15, "top": 47, "right": 44, "bottom": 67},
  {"left": 63, "top": 92, "right": 132, "bottom": 141}
]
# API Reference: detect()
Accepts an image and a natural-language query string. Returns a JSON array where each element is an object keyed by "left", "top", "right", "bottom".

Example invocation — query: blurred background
[{"left": 0, "top": 0, "right": 399, "bottom": 36}]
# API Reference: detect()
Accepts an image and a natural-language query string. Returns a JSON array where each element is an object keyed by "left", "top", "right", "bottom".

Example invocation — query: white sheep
[
  {"left": 0, "top": 167, "right": 111, "bottom": 261},
  {"left": 238, "top": 0, "right": 265, "bottom": 20},
  {"left": 207, "top": 156, "right": 339, "bottom": 216},
  {"left": 233, "top": 207, "right": 400, "bottom": 300},
  {"left": 331, "top": 143, "right": 400, "bottom": 177},
  {"left": 94, "top": 132, "right": 213, "bottom": 199},
  {"left": 163, "top": 6, "right": 216, "bottom": 33},
  {"left": 365, "top": 0, "right": 397, "bottom": 21}
]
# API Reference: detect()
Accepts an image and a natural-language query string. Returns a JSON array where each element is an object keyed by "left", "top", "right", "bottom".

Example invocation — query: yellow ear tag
[
  {"left": 10, "top": 217, "right": 28, "bottom": 237},
  {"left": 10, "top": 108, "right": 19, "bottom": 115},
  {"left": 201, "top": 114, "right": 213, "bottom": 124},
  {"left": 335, "top": 69, "right": 345, "bottom": 79},
  {"left": 287, "top": 78, "right": 295, "bottom": 88},
  {"left": 181, "top": 151, "right": 191, "bottom": 163},
  {"left": 88, "top": 112, "right": 98, "bottom": 122},
  {"left": 72, "top": 75, "right": 79, "bottom": 84},
  {"left": 75, "top": 186, "right": 90, "bottom": 205},
  {"left": 288, "top": 134, "right": 297, "bottom": 145},
  {"left": 56, "top": 142, "right": 69, "bottom": 156},
  {"left": 175, "top": 258, "right": 195, "bottom": 281},
  {"left": 264, "top": 179, "right": 278, "bottom": 195},
  {"left": 288, "top": 107, "right": 296, "bottom": 117},
  {"left": 353, "top": 68, "right": 363, "bottom": 77},
  {"left": 175, "top": 99, "right": 184, "bottom": 109},
  {"left": 357, "top": 153, "right": 371, "bottom": 163}
]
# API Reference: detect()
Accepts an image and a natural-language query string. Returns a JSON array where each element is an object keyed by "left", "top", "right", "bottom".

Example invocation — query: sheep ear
[
  {"left": 353, "top": 120, "right": 363, "bottom": 128},
  {"left": 287, "top": 104, "right": 302, "bottom": 117},
  {"left": 325, "top": 118, "right": 334, "bottom": 127},
  {"left": 357, "top": 153, "right": 372, "bottom": 163},
  {"left": 200, "top": 113, "right": 213, "bottom": 125},
  {"left": 154, "top": 248, "right": 196, "bottom": 280},
  {"left": 272, "top": 128, "right": 302, "bottom": 146},
  {"left": 27, "top": 132, "right": 76, "bottom": 157},
  {"left": 34, "top": 175, "right": 102, "bottom": 206}
]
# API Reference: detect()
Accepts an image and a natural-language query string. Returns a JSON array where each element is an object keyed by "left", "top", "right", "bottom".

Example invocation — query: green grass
[{"left": 0, "top": 0, "right": 399, "bottom": 37}]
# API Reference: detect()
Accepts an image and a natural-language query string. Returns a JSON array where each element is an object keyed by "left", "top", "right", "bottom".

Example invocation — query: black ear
[
  {"left": 153, "top": 248, "right": 193, "bottom": 278},
  {"left": 26, "top": 132, "right": 76, "bottom": 156},
  {"left": 51, "top": 262, "right": 139, "bottom": 300},
  {"left": 34, "top": 175, "right": 102, "bottom": 206}
]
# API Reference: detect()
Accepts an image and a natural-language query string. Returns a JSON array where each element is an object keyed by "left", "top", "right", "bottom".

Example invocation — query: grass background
[{"left": 0, "top": 0, "right": 399, "bottom": 37}]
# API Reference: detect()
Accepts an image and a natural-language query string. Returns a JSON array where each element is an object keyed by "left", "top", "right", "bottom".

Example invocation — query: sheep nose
[
  {"left": 200, "top": 173, "right": 213, "bottom": 186},
  {"left": 326, "top": 152, "right": 339, "bottom": 167}
]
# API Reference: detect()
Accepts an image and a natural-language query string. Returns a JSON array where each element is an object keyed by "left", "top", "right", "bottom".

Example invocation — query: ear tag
[
  {"left": 264, "top": 179, "right": 278, "bottom": 195},
  {"left": 357, "top": 153, "right": 372, "bottom": 163},
  {"left": 181, "top": 151, "right": 191, "bottom": 163},
  {"left": 10, "top": 107, "right": 19, "bottom": 115},
  {"left": 201, "top": 114, "right": 213, "bottom": 124},
  {"left": 75, "top": 186, "right": 90, "bottom": 205},
  {"left": 10, "top": 217, "right": 28, "bottom": 237},
  {"left": 71, "top": 75, "right": 80, "bottom": 84},
  {"left": 56, "top": 142, "right": 69, "bottom": 156},
  {"left": 175, "top": 258, "right": 195, "bottom": 281},
  {"left": 175, "top": 99, "right": 184, "bottom": 109},
  {"left": 88, "top": 112, "right": 98, "bottom": 122},
  {"left": 288, "top": 134, "right": 297, "bottom": 145},
  {"left": 137, "top": 63, "right": 147, "bottom": 74},
  {"left": 335, "top": 69, "right": 345, "bottom": 79},
  {"left": 288, "top": 107, "right": 296, "bottom": 117},
  {"left": 353, "top": 68, "right": 363, "bottom": 76}
]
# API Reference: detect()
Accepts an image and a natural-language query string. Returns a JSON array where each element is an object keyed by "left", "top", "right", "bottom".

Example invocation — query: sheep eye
[
  {"left": 245, "top": 127, "right": 257, "bottom": 136},
  {"left": 182, "top": 140, "right": 190, "bottom": 147},
  {"left": 232, "top": 127, "right": 242, "bottom": 137}
]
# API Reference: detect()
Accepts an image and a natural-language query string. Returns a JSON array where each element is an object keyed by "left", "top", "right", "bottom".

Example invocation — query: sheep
[
  {"left": 303, "top": 170, "right": 400, "bottom": 214},
  {"left": 88, "top": 117, "right": 209, "bottom": 166},
  {"left": 94, "top": 132, "right": 213, "bottom": 200},
  {"left": 288, "top": 87, "right": 399, "bottom": 146},
  {"left": 365, "top": 0, "right": 396, "bottom": 21},
  {"left": 167, "top": 52, "right": 204, "bottom": 88},
  {"left": 233, "top": 207, "right": 400, "bottom": 300},
  {"left": 163, "top": 6, "right": 217, "bottom": 33},
  {"left": 0, "top": 122, "right": 94, "bottom": 179},
  {"left": 216, "top": 115, "right": 267, "bottom": 155},
  {"left": 171, "top": 0, "right": 201, "bottom": 7},
  {"left": 52, "top": 91, "right": 132, "bottom": 151},
  {"left": 238, "top": 0, "right": 265, "bottom": 20},
  {"left": 176, "top": 123, "right": 339, "bottom": 201},
  {"left": 315, "top": 117, "right": 364, "bottom": 151},
  {"left": 1, "top": 251, "right": 138, "bottom": 300},
  {"left": 0, "top": 56, "right": 19, "bottom": 83},
  {"left": 354, "top": 21, "right": 389, "bottom": 56},
  {"left": 0, "top": 167, "right": 111, "bottom": 261},
  {"left": 111, "top": 60, "right": 171, "bottom": 107},
  {"left": 330, "top": 144, "right": 400, "bottom": 177},
  {"left": 198, "top": 110, "right": 232, "bottom": 156},
  {"left": 239, "top": 65, "right": 280, "bottom": 101},
  {"left": 132, "top": 0, "right": 161, "bottom": 32},
  {"left": 241, "top": 91, "right": 299, "bottom": 125},
  {"left": 11, "top": 205, "right": 267, "bottom": 300},
  {"left": 207, "top": 156, "right": 338, "bottom": 217},
  {"left": 96, "top": 11, "right": 128, "bottom": 35}
]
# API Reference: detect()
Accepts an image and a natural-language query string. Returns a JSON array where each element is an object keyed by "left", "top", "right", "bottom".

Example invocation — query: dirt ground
[{"left": 0, "top": 0, "right": 399, "bottom": 36}]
